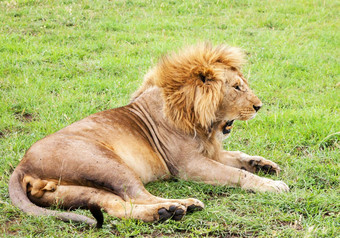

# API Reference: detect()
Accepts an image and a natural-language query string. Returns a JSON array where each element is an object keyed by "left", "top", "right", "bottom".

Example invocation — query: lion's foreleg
[
  {"left": 180, "top": 156, "right": 289, "bottom": 193},
  {"left": 218, "top": 151, "right": 282, "bottom": 175}
]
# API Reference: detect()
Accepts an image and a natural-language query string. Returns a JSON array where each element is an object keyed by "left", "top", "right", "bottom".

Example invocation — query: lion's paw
[
  {"left": 158, "top": 203, "right": 186, "bottom": 222},
  {"left": 252, "top": 178, "right": 289, "bottom": 193},
  {"left": 242, "top": 156, "right": 281, "bottom": 175}
]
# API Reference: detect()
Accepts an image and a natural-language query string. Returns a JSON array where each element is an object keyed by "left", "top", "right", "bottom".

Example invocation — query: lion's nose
[{"left": 253, "top": 105, "right": 262, "bottom": 112}]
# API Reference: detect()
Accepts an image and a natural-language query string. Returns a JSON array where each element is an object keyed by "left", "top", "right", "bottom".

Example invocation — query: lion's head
[{"left": 133, "top": 43, "right": 262, "bottom": 135}]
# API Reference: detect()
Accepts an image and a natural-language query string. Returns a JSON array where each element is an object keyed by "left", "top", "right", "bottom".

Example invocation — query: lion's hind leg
[
  {"left": 26, "top": 139, "right": 200, "bottom": 222},
  {"left": 29, "top": 184, "right": 187, "bottom": 223}
]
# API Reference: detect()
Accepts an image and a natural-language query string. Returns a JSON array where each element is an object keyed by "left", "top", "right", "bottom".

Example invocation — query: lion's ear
[
  {"left": 199, "top": 73, "right": 206, "bottom": 83},
  {"left": 192, "top": 66, "right": 215, "bottom": 84}
]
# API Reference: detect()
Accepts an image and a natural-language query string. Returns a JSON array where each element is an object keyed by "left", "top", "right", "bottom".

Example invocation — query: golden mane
[{"left": 133, "top": 43, "right": 246, "bottom": 134}]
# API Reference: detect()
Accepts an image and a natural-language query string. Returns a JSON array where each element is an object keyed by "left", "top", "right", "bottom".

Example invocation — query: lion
[{"left": 9, "top": 43, "right": 289, "bottom": 228}]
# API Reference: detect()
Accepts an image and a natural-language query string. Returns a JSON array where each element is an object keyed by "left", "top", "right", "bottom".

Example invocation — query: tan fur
[{"left": 9, "top": 43, "right": 288, "bottom": 227}]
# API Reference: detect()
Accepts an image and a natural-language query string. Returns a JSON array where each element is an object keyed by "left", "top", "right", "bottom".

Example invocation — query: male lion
[{"left": 9, "top": 43, "right": 289, "bottom": 228}]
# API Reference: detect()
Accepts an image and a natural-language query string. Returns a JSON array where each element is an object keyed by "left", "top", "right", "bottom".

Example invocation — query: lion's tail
[{"left": 9, "top": 168, "right": 103, "bottom": 228}]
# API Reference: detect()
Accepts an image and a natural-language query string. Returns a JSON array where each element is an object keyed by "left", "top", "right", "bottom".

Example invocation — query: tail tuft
[{"left": 89, "top": 204, "right": 104, "bottom": 228}]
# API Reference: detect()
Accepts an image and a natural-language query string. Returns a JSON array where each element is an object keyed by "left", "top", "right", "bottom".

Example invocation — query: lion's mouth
[{"left": 222, "top": 120, "right": 234, "bottom": 134}]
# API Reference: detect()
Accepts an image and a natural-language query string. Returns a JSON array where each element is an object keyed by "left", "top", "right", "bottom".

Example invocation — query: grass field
[{"left": 1, "top": 0, "right": 339, "bottom": 237}]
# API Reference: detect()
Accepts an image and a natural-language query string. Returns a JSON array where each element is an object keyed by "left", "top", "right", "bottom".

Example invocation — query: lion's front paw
[
  {"left": 260, "top": 178, "right": 289, "bottom": 193},
  {"left": 243, "top": 177, "right": 289, "bottom": 193},
  {"left": 242, "top": 156, "right": 281, "bottom": 175}
]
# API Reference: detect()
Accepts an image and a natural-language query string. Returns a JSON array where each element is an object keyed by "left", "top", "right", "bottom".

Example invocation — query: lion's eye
[{"left": 233, "top": 85, "right": 241, "bottom": 91}]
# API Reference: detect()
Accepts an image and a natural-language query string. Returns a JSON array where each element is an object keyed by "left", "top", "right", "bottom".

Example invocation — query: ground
[{"left": 0, "top": 0, "right": 339, "bottom": 237}]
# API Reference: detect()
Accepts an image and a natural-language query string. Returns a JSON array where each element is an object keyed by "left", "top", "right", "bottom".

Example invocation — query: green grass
[{"left": 1, "top": 0, "right": 339, "bottom": 237}]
